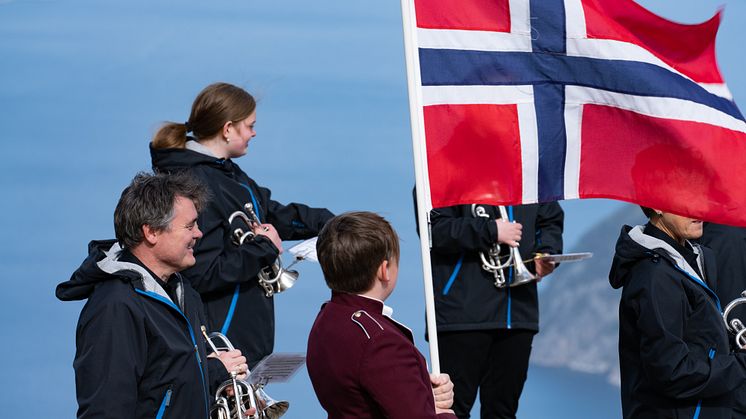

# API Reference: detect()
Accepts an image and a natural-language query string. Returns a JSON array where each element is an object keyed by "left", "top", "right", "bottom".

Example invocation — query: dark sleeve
[
  {"left": 633, "top": 268, "right": 746, "bottom": 399},
  {"left": 533, "top": 202, "right": 563, "bottom": 254},
  {"left": 412, "top": 187, "right": 496, "bottom": 254},
  {"left": 206, "top": 358, "right": 229, "bottom": 395},
  {"left": 429, "top": 205, "right": 498, "bottom": 254},
  {"left": 258, "top": 184, "right": 334, "bottom": 240},
  {"left": 73, "top": 299, "right": 146, "bottom": 418},
  {"left": 359, "top": 333, "right": 455, "bottom": 419},
  {"left": 184, "top": 195, "right": 280, "bottom": 295}
]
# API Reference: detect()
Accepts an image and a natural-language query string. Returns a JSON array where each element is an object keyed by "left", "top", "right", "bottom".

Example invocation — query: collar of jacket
[
  {"left": 329, "top": 291, "right": 413, "bottom": 338},
  {"left": 150, "top": 142, "right": 236, "bottom": 174},
  {"left": 330, "top": 291, "right": 385, "bottom": 313},
  {"left": 97, "top": 242, "right": 185, "bottom": 309},
  {"left": 628, "top": 225, "right": 705, "bottom": 283}
]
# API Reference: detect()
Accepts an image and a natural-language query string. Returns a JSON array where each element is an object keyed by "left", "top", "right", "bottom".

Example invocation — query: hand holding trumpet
[
  {"left": 496, "top": 219, "right": 523, "bottom": 247},
  {"left": 252, "top": 223, "right": 283, "bottom": 254},
  {"left": 214, "top": 349, "right": 249, "bottom": 381}
]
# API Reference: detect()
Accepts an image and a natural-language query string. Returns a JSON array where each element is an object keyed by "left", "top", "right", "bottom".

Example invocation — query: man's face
[
  {"left": 153, "top": 196, "right": 203, "bottom": 275},
  {"left": 658, "top": 212, "right": 703, "bottom": 244}
]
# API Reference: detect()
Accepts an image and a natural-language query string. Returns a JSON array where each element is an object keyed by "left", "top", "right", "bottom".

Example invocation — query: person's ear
[
  {"left": 222, "top": 121, "right": 233, "bottom": 140},
  {"left": 142, "top": 224, "right": 159, "bottom": 246},
  {"left": 377, "top": 260, "right": 391, "bottom": 283}
]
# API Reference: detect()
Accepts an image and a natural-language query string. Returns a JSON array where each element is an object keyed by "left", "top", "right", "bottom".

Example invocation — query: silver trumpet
[
  {"left": 228, "top": 203, "right": 299, "bottom": 298},
  {"left": 471, "top": 204, "right": 535, "bottom": 288},
  {"left": 203, "top": 329, "right": 290, "bottom": 419},
  {"left": 723, "top": 291, "right": 746, "bottom": 350}
]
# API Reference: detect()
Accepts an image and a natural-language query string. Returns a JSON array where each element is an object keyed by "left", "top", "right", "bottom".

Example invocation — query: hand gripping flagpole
[{"left": 400, "top": 0, "right": 441, "bottom": 374}]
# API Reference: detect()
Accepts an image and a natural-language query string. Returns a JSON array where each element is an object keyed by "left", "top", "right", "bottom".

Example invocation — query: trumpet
[
  {"left": 203, "top": 328, "right": 289, "bottom": 419},
  {"left": 723, "top": 290, "right": 746, "bottom": 350},
  {"left": 228, "top": 203, "right": 299, "bottom": 298},
  {"left": 471, "top": 204, "right": 535, "bottom": 288}
]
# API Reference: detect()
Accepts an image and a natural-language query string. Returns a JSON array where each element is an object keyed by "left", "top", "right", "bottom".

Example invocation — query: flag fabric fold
[{"left": 409, "top": 0, "right": 746, "bottom": 226}]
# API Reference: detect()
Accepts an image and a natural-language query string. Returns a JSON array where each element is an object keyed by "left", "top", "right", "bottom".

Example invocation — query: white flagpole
[{"left": 400, "top": 0, "right": 441, "bottom": 374}]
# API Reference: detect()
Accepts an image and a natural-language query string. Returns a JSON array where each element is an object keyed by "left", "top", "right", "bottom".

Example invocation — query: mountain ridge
[{"left": 532, "top": 202, "right": 646, "bottom": 386}]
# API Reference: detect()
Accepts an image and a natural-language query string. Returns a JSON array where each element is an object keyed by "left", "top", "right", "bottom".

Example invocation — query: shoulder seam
[{"left": 350, "top": 310, "right": 384, "bottom": 340}]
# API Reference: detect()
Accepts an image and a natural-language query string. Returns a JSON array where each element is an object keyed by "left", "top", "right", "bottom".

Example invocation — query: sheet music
[
  {"left": 534, "top": 252, "right": 593, "bottom": 263},
  {"left": 250, "top": 353, "right": 306, "bottom": 385},
  {"left": 288, "top": 237, "right": 318, "bottom": 262}
]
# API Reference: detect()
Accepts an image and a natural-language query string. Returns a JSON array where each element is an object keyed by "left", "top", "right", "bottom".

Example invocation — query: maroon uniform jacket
[{"left": 307, "top": 291, "right": 457, "bottom": 419}]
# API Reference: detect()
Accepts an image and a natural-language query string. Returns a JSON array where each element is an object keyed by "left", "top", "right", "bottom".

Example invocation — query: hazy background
[{"left": 1, "top": 0, "right": 743, "bottom": 417}]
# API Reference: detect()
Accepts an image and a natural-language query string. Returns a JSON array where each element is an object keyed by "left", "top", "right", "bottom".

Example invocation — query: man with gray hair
[{"left": 57, "top": 172, "right": 248, "bottom": 418}]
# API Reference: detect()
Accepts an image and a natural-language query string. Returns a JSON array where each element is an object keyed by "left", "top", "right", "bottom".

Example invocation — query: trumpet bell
[
  {"left": 258, "top": 267, "right": 299, "bottom": 297},
  {"left": 256, "top": 386, "right": 290, "bottom": 418},
  {"left": 276, "top": 269, "right": 299, "bottom": 293},
  {"left": 507, "top": 249, "right": 536, "bottom": 287},
  {"left": 508, "top": 262, "right": 536, "bottom": 287}
]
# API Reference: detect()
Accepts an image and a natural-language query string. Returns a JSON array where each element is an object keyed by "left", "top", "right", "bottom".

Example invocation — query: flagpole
[{"left": 400, "top": 0, "right": 441, "bottom": 374}]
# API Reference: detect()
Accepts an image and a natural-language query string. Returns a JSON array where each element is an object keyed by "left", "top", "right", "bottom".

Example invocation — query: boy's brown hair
[{"left": 316, "top": 211, "right": 400, "bottom": 294}]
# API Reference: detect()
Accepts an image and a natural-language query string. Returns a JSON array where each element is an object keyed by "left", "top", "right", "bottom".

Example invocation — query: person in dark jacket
[
  {"left": 609, "top": 207, "right": 746, "bottom": 419},
  {"left": 700, "top": 223, "right": 746, "bottom": 418},
  {"left": 307, "top": 211, "right": 457, "bottom": 418},
  {"left": 150, "top": 82, "right": 334, "bottom": 367},
  {"left": 56, "top": 172, "right": 250, "bottom": 418},
  {"left": 417, "top": 199, "right": 563, "bottom": 418}
]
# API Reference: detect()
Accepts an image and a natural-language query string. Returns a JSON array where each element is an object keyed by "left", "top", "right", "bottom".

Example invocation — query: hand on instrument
[
  {"left": 221, "top": 386, "right": 256, "bottom": 419},
  {"left": 253, "top": 223, "right": 283, "bottom": 254},
  {"left": 216, "top": 349, "right": 249, "bottom": 380},
  {"left": 534, "top": 257, "right": 556, "bottom": 283},
  {"left": 496, "top": 219, "right": 522, "bottom": 247},
  {"left": 430, "top": 373, "right": 455, "bottom": 414}
]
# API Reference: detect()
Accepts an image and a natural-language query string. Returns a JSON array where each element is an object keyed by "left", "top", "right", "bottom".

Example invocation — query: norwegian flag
[{"left": 406, "top": 0, "right": 746, "bottom": 226}]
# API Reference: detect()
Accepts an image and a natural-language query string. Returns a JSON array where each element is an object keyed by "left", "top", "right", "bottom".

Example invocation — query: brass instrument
[
  {"left": 471, "top": 204, "right": 536, "bottom": 288},
  {"left": 228, "top": 203, "right": 299, "bottom": 297},
  {"left": 203, "top": 329, "right": 289, "bottom": 419},
  {"left": 723, "top": 291, "right": 746, "bottom": 350}
]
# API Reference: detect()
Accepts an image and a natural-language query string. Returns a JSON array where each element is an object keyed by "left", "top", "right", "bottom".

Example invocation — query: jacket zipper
[
  {"left": 692, "top": 348, "right": 717, "bottom": 419},
  {"left": 135, "top": 289, "right": 210, "bottom": 418},
  {"left": 155, "top": 387, "right": 172, "bottom": 419}
]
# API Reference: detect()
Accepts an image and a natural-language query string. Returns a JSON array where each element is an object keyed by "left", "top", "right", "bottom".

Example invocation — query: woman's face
[
  {"left": 225, "top": 111, "right": 257, "bottom": 158},
  {"left": 654, "top": 211, "right": 703, "bottom": 245}
]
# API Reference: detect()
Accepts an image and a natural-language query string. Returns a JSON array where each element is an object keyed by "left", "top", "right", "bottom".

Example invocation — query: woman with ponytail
[{"left": 151, "top": 82, "right": 334, "bottom": 367}]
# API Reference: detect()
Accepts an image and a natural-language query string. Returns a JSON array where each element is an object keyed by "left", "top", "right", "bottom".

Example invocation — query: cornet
[
  {"left": 471, "top": 204, "right": 536, "bottom": 288},
  {"left": 203, "top": 328, "right": 289, "bottom": 419},
  {"left": 228, "top": 203, "right": 299, "bottom": 297},
  {"left": 722, "top": 290, "right": 746, "bottom": 350}
]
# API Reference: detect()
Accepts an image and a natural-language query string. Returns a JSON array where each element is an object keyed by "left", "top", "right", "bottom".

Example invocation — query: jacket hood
[
  {"left": 609, "top": 225, "right": 648, "bottom": 289},
  {"left": 150, "top": 141, "right": 234, "bottom": 173},
  {"left": 56, "top": 240, "right": 183, "bottom": 304},
  {"left": 609, "top": 224, "right": 704, "bottom": 289}
]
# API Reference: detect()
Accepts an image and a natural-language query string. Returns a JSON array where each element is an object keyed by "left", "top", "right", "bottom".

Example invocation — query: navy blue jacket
[
  {"left": 419, "top": 202, "right": 563, "bottom": 332},
  {"left": 610, "top": 224, "right": 746, "bottom": 419},
  {"left": 151, "top": 143, "right": 334, "bottom": 366},
  {"left": 57, "top": 240, "right": 226, "bottom": 419}
]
